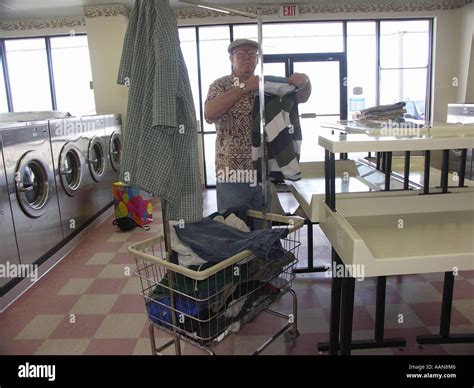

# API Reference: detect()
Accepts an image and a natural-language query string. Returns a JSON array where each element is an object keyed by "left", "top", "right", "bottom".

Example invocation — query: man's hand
[
  {"left": 288, "top": 73, "right": 310, "bottom": 90},
  {"left": 244, "top": 75, "right": 260, "bottom": 92},
  {"left": 289, "top": 73, "right": 311, "bottom": 104}
]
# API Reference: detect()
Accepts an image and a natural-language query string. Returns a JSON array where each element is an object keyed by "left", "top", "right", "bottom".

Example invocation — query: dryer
[
  {"left": 103, "top": 114, "right": 122, "bottom": 192},
  {"left": 49, "top": 117, "right": 92, "bottom": 238},
  {"left": 2, "top": 121, "right": 63, "bottom": 266},
  {"left": 0, "top": 124, "right": 21, "bottom": 293},
  {"left": 80, "top": 115, "right": 109, "bottom": 214}
]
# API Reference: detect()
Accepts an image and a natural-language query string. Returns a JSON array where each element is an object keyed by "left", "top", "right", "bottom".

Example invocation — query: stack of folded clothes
[{"left": 352, "top": 102, "right": 407, "bottom": 121}]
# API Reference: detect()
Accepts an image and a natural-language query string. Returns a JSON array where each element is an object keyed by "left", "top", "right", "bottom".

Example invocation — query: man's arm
[{"left": 205, "top": 76, "right": 259, "bottom": 122}]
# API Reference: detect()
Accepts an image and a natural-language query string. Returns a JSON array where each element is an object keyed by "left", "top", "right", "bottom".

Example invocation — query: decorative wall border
[
  {"left": 174, "top": 0, "right": 471, "bottom": 19},
  {"left": 0, "top": 16, "right": 85, "bottom": 32},
  {"left": 83, "top": 4, "right": 129, "bottom": 18},
  {"left": 0, "top": 4, "right": 128, "bottom": 32}
]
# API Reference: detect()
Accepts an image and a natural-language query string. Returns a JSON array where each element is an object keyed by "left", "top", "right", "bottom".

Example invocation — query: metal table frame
[{"left": 318, "top": 142, "right": 472, "bottom": 355}]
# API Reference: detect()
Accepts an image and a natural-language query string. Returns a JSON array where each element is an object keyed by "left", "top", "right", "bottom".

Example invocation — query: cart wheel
[
  {"left": 285, "top": 337, "right": 297, "bottom": 349},
  {"left": 284, "top": 330, "right": 299, "bottom": 349}
]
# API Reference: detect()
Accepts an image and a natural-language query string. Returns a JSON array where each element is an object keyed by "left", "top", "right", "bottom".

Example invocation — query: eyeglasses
[{"left": 233, "top": 49, "right": 258, "bottom": 59}]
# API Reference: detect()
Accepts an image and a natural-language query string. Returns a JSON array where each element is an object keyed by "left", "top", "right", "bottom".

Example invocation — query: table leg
[
  {"left": 340, "top": 276, "right": 356, "bottom": 355},
  {"left": 417, "top": 271, "right": 474, "bottom": 345},
  {"left": 404, "top": 151, "right": 411, "bottom": 190},
  {"left": 423, "top": 150, "right": 431, "bottom": 194}
]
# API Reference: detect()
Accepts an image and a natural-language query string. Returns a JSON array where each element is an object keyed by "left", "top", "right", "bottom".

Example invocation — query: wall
[
  {"left": 456, "top": 2, "right": 474, "bottom": 102},
  {"left": 84, "top": 7, "right": 128, "bottom": 119}
]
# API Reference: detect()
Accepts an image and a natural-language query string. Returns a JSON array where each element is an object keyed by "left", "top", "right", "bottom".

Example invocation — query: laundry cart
[{"left": 128, "top": 210, "right": 303, "bottom": 355}]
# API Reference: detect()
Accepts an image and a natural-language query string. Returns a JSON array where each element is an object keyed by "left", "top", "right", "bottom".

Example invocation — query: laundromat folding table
[{"left": 315, "top": 126, "right": 474, "bottom": 355}]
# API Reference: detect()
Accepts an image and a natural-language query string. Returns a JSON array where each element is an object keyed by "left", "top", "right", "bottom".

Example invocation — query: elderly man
[{"left": 205, "top": 38, "right": 312, "bottom": 213}]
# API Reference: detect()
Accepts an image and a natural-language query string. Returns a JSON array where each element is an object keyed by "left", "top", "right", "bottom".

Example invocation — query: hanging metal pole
[{"left": 257, "top": 9, "right": 267, "bottom": 228}]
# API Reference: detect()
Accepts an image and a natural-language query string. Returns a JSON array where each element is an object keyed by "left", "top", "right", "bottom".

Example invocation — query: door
[{"left": 263, "top": 53, "right": 347, "bottom": 162}]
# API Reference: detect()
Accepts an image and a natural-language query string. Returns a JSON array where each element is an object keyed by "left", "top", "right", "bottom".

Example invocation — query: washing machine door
[
  {"left": 15, "top": 151, "right": 51, "bottom": 218},
  {"left": 109, "top": 131, "right": 122, "bottom": 172},
  {"left": 88, "top": 136, "right": 106, "bottom": 182},
  {"left": 59, "top": 142, "right": 83, "bottom": 196}
]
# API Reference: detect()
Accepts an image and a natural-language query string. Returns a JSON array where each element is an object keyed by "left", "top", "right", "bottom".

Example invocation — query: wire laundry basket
[{"left": 128, "top": 210, "right": 303, "bottom": 355}]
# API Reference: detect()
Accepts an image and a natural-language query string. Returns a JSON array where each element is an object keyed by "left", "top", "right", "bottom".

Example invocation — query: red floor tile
[
  {"left": 460, "top": 270, "right": 474, "bottom": 280},
  {"left": 109, "top": 294, "right": 146, "bottom": 314},
  {"left": 278, "top": 288, "right": 321, "bottom": 309},
  {"left": 0, "top": 339, "right": 44, "bottom": 355},
  {"left": 431, "top": 279, "right": 474, "bottom": 300},
  {"left": 84, "top": 339, "right": 139, "bottom": 355},
  {"left": 9, "top": 294, "right": 79, "bottom": 315},
  {"left": 238, "top": 311, "right": 288, "bottom": 336},
  {"left": 85, "top": 278, "right": 128, "bottom": 294},
  {"left": 355, "top": 284, "right": 404, "bottom": 305},
  {"left": 127, "top": 232, "right": 156, "bottom": 242},
  {"left": 410, "top": 301, "right": 471, "bottom": 327},
  {"left": 110, "top": 252, "right": 135, "bottom": 264},
  {"left": 53, "top": 263, "right": 105, "bottom": 278},
  {"left": 50, "top": 315, "right": 106, "bottom": 339}
]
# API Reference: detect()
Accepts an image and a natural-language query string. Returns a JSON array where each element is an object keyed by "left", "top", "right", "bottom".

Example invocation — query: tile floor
[{"left": 0, "top": 189, "right": 473, "bottom": 355}]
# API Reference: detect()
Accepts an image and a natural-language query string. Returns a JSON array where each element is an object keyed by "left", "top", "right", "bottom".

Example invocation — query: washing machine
[
  {"left": 0, "top": 124, "right": 21, "bottom": 293},
  {"left": 103, "top": 113, "right": 122, "bottom": 190},
  {"left": 49, "top": 117, "right": 94, "bottom": 239},
  {"left": 2, "top": 121, "right": 63, "bottom": 267},
  {"left": 80, "top": 115, "right": 110, "bottom": 214}
]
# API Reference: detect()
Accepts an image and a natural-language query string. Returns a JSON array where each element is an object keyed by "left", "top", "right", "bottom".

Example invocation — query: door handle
[{"left": 300, "top": 113, "right": 317, "bottom": 119}]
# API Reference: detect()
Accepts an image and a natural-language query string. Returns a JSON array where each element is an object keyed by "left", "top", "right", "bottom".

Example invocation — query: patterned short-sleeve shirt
[{"left": 205, "top": 74, "right": 256, "bottom": 174}]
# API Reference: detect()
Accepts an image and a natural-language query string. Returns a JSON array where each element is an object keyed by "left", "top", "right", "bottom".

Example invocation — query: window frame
[{"left": 0, "top": 33, "right": 89, "bottom": 113}]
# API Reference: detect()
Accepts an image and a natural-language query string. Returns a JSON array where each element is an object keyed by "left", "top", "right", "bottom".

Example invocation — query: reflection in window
[
  {"left": 50, "top": 35, "right": 95, "bottom": 115},
  {"left": 379, "top": 20, "right": 430, "bottom": 117},
  {"left": 234, "top": 22, "right": 343, "bottom": 54},
  {"left": 203, "top": 133, "right": 216, "bottom": 186},
  {"left": 179, "top": 28, "right": 201, "bottom": 126},
  {"left": 347, "top": 22, "right": 376, "bottom": 116},
  {"left": 262, "top": 23, "right": 343, "bottom": 54},
  {"left": 5, "top": 38, "right": 52, "bottom": 112},
  {"left": 0, "top": 54, "right": 8, "bottom": 113},
  {"left": 199, "top": 26, "right": 231, "bottom": 132}
]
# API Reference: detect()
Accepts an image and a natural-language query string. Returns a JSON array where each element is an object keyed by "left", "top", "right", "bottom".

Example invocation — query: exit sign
[{"left": 280, "top": 4, "right": 299, "bottom": 17}]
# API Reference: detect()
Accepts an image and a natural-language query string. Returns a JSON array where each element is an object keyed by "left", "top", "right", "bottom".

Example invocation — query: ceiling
[{"left": 0, "top": 0, "right": 437, "bottom": 21}]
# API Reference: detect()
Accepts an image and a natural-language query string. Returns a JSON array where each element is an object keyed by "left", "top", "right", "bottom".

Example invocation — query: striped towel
[{"left": 251, "top": 88, "right": 302, "bottom": 183}]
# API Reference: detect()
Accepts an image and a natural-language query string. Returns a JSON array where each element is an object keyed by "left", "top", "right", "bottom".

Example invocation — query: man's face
[{"left": 230, "top": 45, "right": 258, "bottom": 75}]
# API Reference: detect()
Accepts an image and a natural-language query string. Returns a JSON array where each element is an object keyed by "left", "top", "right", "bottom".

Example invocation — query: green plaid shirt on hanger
[{"left": 117, "top": 0, "right": 202, "bottom": 222}]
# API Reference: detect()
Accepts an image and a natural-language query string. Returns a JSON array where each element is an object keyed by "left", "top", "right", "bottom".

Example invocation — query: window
[
  {"left": 379, "top": 20, "right": 430, "bottom": 118},
  {"left": 234, "top": 22, "right": 344, "bottom": 54},
  {"left": 347, "top": 22, "right": 377, "bottom": 117},
  {"left": 5, "top": 38, "right": 52, "bottom": 111},
  {"left": 177, "top": 19, "right": 432, "bottom": 187},
  {"left": 179, "top": 28, "right": 200, "bottom": 122},
  {"left": 0, "top": 53, "right": 8, "bottom": 113},
  {"left": 50, "top": 35, "right": 95, "bottom": 115},
  {"left": 199, "top": 26, "right": 231, "bottom": 133},
  {"left": 262, "top": 22, "right": 343, "bottom": 54}
]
